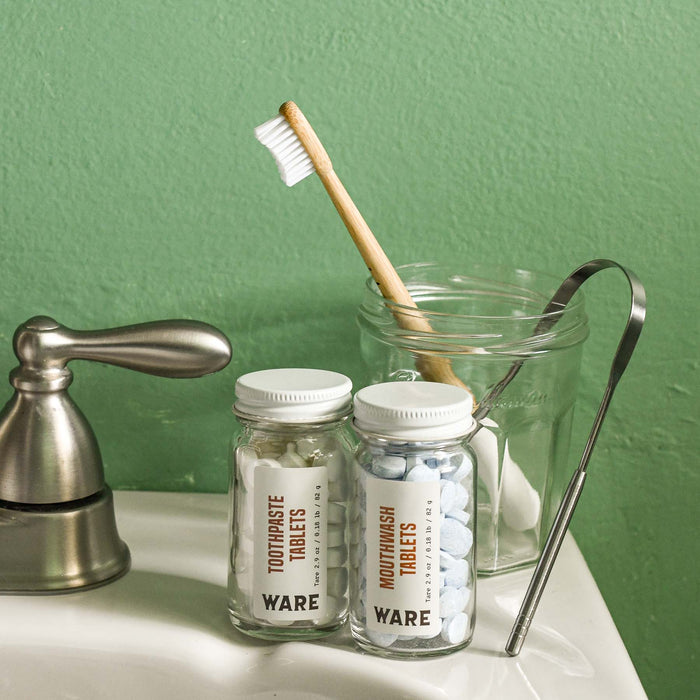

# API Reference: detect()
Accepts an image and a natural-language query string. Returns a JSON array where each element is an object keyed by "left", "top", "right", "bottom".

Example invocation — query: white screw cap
[
  {"left": 353, "top": 381, "right": 475, "bottom": 440},
  {"left": 234, "top": 368, "right": 352, "bottom": 422}
]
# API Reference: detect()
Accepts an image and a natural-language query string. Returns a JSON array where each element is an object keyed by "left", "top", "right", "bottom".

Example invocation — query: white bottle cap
[
  {"left": 353, "top": 381, "right": 475, "bottom": 440},
  {"left": 234, "top": 368, "right": 353, "bottom": 422}
]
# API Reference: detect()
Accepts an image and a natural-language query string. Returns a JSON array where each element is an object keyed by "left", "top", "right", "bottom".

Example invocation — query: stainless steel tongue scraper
[{"left": 505, "top": 259, "right": 646, "bottom": 657}]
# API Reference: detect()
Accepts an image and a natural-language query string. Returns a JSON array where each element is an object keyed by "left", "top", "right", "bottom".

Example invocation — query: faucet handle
[
  {"left": 12, "top": 316, "right": 232, "bottom": 389},
  {"left": 0, "top": 316, "right": 231, "bottom": 505}
]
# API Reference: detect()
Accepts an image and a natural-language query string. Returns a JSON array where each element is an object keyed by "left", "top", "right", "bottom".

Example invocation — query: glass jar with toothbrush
[
  {"left": 227, "top": 368, "right": 354, "bottom": 640},
  {"left": 357, "top": 262, "right": 589, "bottom": 576},
  {"left": 349, "top": 381, "right": 477, "bottom": 658}
]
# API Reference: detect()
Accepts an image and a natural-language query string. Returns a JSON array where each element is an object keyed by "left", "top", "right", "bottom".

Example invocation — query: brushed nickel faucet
[{"left": 0, "top": 316, "right": 231, "bottom": 593}]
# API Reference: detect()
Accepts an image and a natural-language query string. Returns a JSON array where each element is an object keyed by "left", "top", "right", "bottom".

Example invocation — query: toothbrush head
[{"left": 254, "top": 101, "right": 332, "bottom": 186}]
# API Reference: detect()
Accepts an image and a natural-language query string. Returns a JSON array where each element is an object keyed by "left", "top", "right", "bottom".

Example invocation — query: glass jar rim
[
  {"left": 357, "top": 261, "right": 589, "bottom": 355},
  {"left": 233, "top": 404, "right": 351, "bottom": 426},
  {"left": 352, "top": 419, "right": 475, "bottom": 445},
  {"left": 365, "top": 262, "right": 586, "bottom": 321}
]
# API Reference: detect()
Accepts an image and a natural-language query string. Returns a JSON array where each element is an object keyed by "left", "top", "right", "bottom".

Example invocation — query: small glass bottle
[
  {"left": 227, "top": 368, "right": 354, "bottom": 640},
  {"left": 349, "top": 381, "right": 477, "bottom": 658}
]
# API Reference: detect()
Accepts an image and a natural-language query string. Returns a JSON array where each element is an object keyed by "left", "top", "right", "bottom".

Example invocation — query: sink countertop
[{"left": 0, "top": 491, "right": 647, "bottom": 699}]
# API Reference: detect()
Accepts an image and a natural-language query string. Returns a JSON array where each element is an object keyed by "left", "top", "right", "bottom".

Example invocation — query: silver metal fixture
[
  {"left": 505, "top": 260, "right": 646, "bottom": 656},
  {"left": 0, "top": 316, "right": 231, "bottom": 593}
]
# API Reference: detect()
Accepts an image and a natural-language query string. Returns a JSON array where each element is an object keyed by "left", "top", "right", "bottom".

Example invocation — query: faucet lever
[{"left": 12, "top": 316, "right": 231, "bottom": 386}]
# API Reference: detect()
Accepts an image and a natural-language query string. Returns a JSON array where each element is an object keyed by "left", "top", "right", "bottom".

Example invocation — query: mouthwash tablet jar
[
  {"left": 349, "top": 381, "right": 477, "bottom": 657},
  {"left": 227, "top": 368, "right": 354, "bottom": 640}
]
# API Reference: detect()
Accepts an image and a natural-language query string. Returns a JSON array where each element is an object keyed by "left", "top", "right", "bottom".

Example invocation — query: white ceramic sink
[{"left": 0, "top": 492, "right": 647, "bottom": 699}]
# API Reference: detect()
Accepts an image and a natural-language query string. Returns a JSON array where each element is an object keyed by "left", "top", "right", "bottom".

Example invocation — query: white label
[
  {"left": 365, "top": 478, "right": 441, "bottom": 636},
  {"left": 253, "top": 465, "right": 328, "bottom": 621}
]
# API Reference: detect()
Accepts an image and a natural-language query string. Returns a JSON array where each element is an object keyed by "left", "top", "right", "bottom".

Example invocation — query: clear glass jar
[
  {"left": 349, "top": 381, "right": 477, "bottom": 658},
  {"left": 357, "top": 262, "right": 589, "bottom": 575},
  {"left": 227, "top": 368, "right": 354, "bottom": 640}
]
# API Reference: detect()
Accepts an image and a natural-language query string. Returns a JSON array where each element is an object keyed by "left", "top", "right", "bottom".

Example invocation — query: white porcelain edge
[{"left": 0, "top": 491, "right": 648, "bottom": 700}]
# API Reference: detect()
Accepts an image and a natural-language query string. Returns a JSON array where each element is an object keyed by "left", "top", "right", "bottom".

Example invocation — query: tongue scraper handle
[{"left": 504, "top": 259, "right": 646, "bottom": 657}]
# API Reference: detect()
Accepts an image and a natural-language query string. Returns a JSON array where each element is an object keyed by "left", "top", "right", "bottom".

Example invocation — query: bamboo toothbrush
[{"left": 254, "top": 101, "right": 474, "bottom": 400}]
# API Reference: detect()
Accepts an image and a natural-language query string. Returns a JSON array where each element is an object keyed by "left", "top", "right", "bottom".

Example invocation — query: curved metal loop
[
  {"left": 504, "top": 258, "right": 646, "bottom": 656},
  {"left": 474, "top": 259, "right": 646, "bottom": 423}
]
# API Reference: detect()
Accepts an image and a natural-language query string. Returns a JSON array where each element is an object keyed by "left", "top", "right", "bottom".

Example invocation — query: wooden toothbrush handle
[
  {"left": 280, "top": 102, "right": 472, "bottom": 395},
  {"left": 321, "top": 170, "right": 420, "bottom": 308},
  {"left": 320, "top": 170, "right": 472, "bottom": 392}
]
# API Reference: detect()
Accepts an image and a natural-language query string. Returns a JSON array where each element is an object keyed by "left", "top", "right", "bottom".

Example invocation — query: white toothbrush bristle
[{"left": 254, "top": 114, "right": 315, "bottom": 187}]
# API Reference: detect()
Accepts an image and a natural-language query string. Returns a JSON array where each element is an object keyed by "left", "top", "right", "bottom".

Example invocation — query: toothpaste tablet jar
[
  {"left": 227, "top": 368, "right": 354, "bottom": 640},
  {"left": 349, "top": 381, "right": 477, "bottom": 657}
]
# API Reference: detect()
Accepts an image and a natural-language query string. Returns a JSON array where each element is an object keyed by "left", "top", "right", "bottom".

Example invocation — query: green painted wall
[{"left": 2, "top": 2, "right": 697, "bottom": 697}]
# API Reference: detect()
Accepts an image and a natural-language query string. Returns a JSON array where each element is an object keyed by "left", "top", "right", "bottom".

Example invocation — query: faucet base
[{"left": 0, "top": 487, "right": 130, "bottom": 593}]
